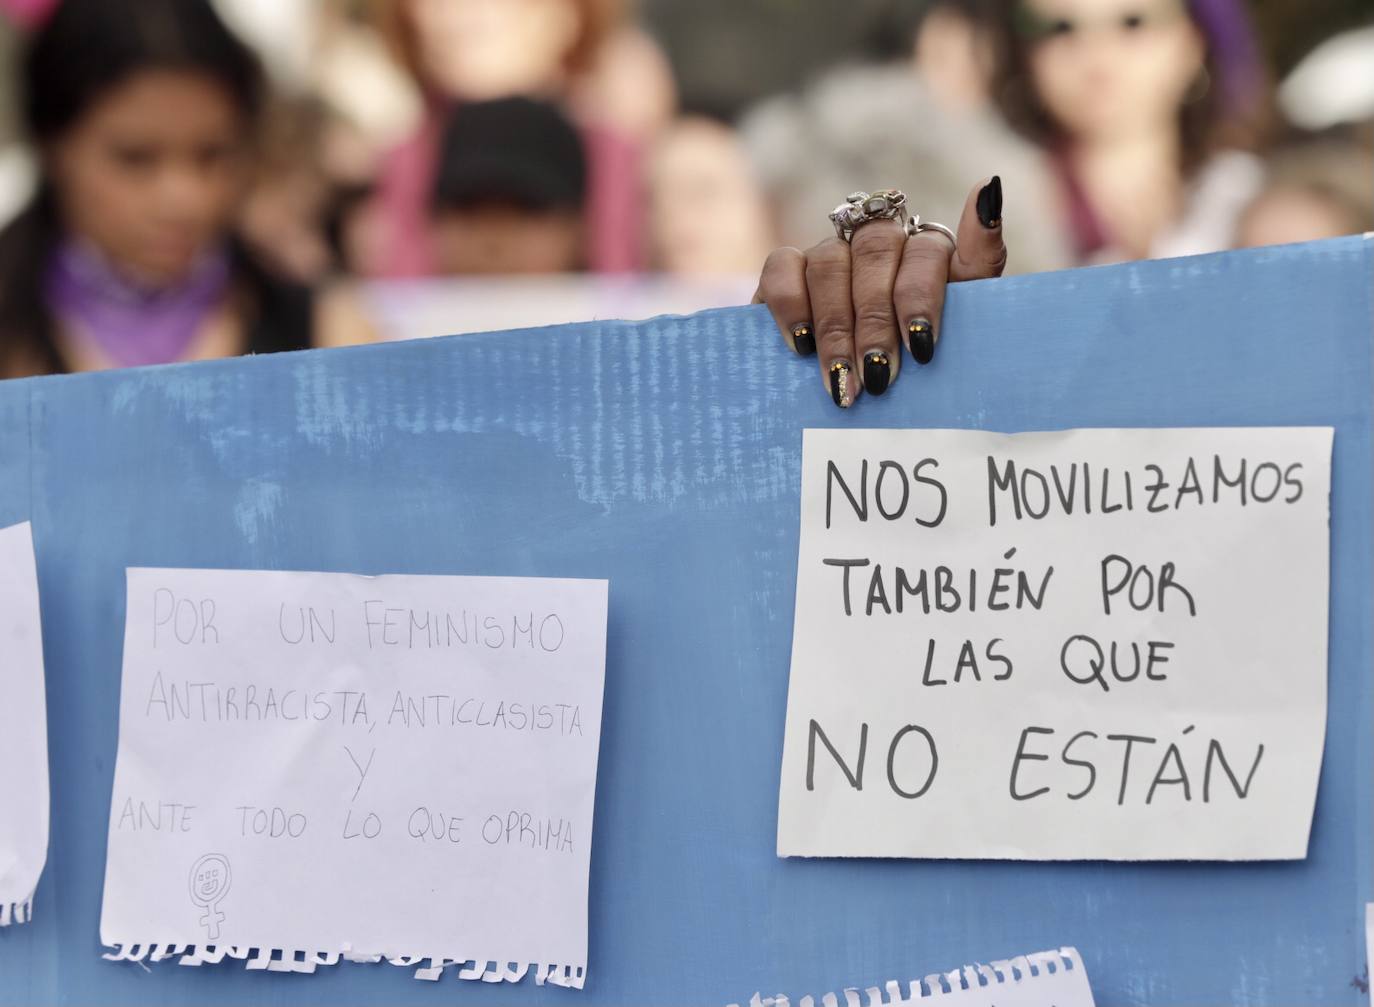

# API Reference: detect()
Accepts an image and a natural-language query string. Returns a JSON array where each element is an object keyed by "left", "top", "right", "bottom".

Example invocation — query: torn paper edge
[
  {"left": 101, "top": 943, "right": 586, "bottom": 987},
  {"left": 0, "top": 897, "right": 34, "bottom": 926},
  {"left": 726, "top": 946, "right": 1089, "bottom": 1007},
  {"left": 1365, "top": 904, "right": 1373, "bottom": 994},
  {"left": 0, "top": 520, "right": 48, "bottom": 929}
]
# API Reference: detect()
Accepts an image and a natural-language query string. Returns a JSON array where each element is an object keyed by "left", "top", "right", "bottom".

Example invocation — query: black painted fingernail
[
  {"left": 829, "top": 360, "right": 853, "bottom": 408},
  {"left": 977, "top": 175, "right": 1002, "bottom": 229},
  {"left": 792, "top": 323, "right": 815, "bottom": 356},
  {"left": 908, "top": 318, "right": 935, "bottom": 365},
  {"left": 863, "top": 350, "right": 892, "bottom": 396}
]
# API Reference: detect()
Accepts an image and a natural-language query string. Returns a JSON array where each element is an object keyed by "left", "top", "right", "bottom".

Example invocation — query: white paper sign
[
  {"left": 0, "top": 521, "right": 48, "bottom": 925},
  {"left": 778, "top": 428, "right": 1332, "bottom": 861},
  {"left": 731, "top": 947, "right": 1094, "bottom": 1007},
  {"left": 101, "top": 568, "right": 607, "bottom": 986}
]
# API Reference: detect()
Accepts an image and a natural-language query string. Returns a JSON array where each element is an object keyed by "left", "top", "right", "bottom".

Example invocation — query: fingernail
[
  {"left": 977, "top": 175, "right": 1002, "bottom": 229},
  {"left": 862, "top": 350, "right": 892, "bottom": 396},
  {"left": 792, "top": 323, "right": 815, "bottom": 356},
  {"left": 829, "top": 360, "right": 853, "bottom": 408},
  {"left": 908, "top": 318, "right": 935, "bottom": 365}
]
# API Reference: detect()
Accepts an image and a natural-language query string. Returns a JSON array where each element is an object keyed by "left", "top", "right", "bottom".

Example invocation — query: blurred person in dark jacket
[
  {"left": 369, "top": 0, "right": 674, "bottom": 277},
  {"left": 429, "top": 98, "right": 588, "bottom": 275}
]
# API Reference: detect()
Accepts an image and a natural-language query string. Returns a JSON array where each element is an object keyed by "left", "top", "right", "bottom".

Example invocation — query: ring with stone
[{"left": 829, "top": 189, "right": 909, "bottom": 242}]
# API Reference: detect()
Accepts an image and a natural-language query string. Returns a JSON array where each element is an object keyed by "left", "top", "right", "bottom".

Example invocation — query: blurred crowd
[{"left": 0, "top": 0, "right": 1369, "bottom": 375}]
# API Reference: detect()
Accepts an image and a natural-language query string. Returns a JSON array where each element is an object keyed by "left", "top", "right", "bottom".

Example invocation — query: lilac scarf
[{"left": 44, "top": 241, "right": 231, "bottom": 368}]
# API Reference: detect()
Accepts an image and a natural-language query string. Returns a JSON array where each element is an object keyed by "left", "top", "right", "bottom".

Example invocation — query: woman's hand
[{"left": 753, "top": 177, "right": 1006, "bottom": 407}]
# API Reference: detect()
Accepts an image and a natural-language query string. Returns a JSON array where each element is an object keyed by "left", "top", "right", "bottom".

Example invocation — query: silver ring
[
  {"left": 905, "top": 214, "right": 957, "bottom": 250},
  {"left": 829, "top": 189, "right": 908, "bottom": 242}
]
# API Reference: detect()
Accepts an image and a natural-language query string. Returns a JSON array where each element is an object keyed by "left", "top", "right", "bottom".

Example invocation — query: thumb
[{"left": 950, "top": 175, "right": 1008, "bottom": 282}]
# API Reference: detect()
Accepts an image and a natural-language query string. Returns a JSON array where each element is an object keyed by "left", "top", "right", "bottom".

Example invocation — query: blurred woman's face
[
  {"left": 405, "top": 0, "right": 583, "bottom": 100},
  {"left": 1022, "top": 0, "right": 1205, "bottom": 143},
  {"left": 648, "top": 119, "right": 772, "bottom": 274},
  {"left": 50, "top": 70, "right": 247, "bottom": 285}
]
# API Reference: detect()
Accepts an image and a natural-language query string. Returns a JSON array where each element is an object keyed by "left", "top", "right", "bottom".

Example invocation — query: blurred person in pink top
[{"left": 368, "top": 0, "right": 675, "bottom": 277}]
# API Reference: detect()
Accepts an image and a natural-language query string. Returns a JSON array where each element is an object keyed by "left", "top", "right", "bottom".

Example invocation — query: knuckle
[
  {"left": 758, "top": 247, "right": 804, "bottom": 297},
  {"left": 849, "top": 220, "right": 905, "bottom": 259},
  {"left": 805, "top": 260, "right": 850, "bottom": 297},
  {"left": 806, "top": 250, "right": 847, "bottom": 277},
  {"left": 895, "top": 273, "right": 944, "bottom": 312},
  {"left": 953, "top": 244, "right": 1008, "bottom": 283},
  {"left": 854, "top": 302, "right": 897, "bottom": 334},
  {"left": 806, "top": 237, "right": 851, "bottom": 268},
  {"left": 903, "top": 237, "right": 950, "bottom": 269},
  {"left": 761, "top": 245, "right": 803, "bottom": 276},
  {"left": 815, "top": 317, "right": 855, "bottom": 353},
  {"left": 985, "top": 245, "right": 1009, "bottom": 276}
]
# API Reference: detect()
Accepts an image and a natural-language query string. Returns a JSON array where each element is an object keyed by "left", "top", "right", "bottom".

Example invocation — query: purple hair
[{"left": 1186, "top": 0, "right": 1266, "bottom": 118}]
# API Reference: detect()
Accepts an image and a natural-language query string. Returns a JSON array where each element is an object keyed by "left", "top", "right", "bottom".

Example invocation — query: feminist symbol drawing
[{"left": 188, "top": 853, "right": 231, "bottom": 941}]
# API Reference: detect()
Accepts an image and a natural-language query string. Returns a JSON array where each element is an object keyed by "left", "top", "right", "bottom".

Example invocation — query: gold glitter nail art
[{"left": 829, "top": 361, "right": 852, "bottom": 408}]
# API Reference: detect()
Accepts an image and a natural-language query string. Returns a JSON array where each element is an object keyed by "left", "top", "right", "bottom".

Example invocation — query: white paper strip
[
  {"left": 1365, "top": 904, "right": 1373, "bottom": 997},
  {"left": 100, "top": 568, "right": 607, "bottom": 985},
  {"left": 729, "top": 946, "right": 1095, "bottom": 1007},
  {"left": 779, "top": 428, "right": 1331, "bottom": 861},
  {"left": 0, "top": 521, "right": 49, "bottom": 925}
]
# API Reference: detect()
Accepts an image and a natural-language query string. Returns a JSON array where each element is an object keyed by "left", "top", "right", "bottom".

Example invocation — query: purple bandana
[{"left": 44, "top": 240, "right": 231, "bottom": 368}]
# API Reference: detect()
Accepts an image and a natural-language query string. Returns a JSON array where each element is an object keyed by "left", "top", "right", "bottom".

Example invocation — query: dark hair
[
  {"left": 432, "top": 98, "right": 588, "bottom": 214},
  {"left": 987, "top": 0, "right": 1270, "bottom": 173},
  {"left": 0, "top": 0, "right": 264, "bottom": 375}
]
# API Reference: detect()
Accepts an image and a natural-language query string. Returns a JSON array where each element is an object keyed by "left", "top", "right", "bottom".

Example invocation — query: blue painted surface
[{"left": 0, "top": 236, "right": 1370, "bottom": 1006}]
